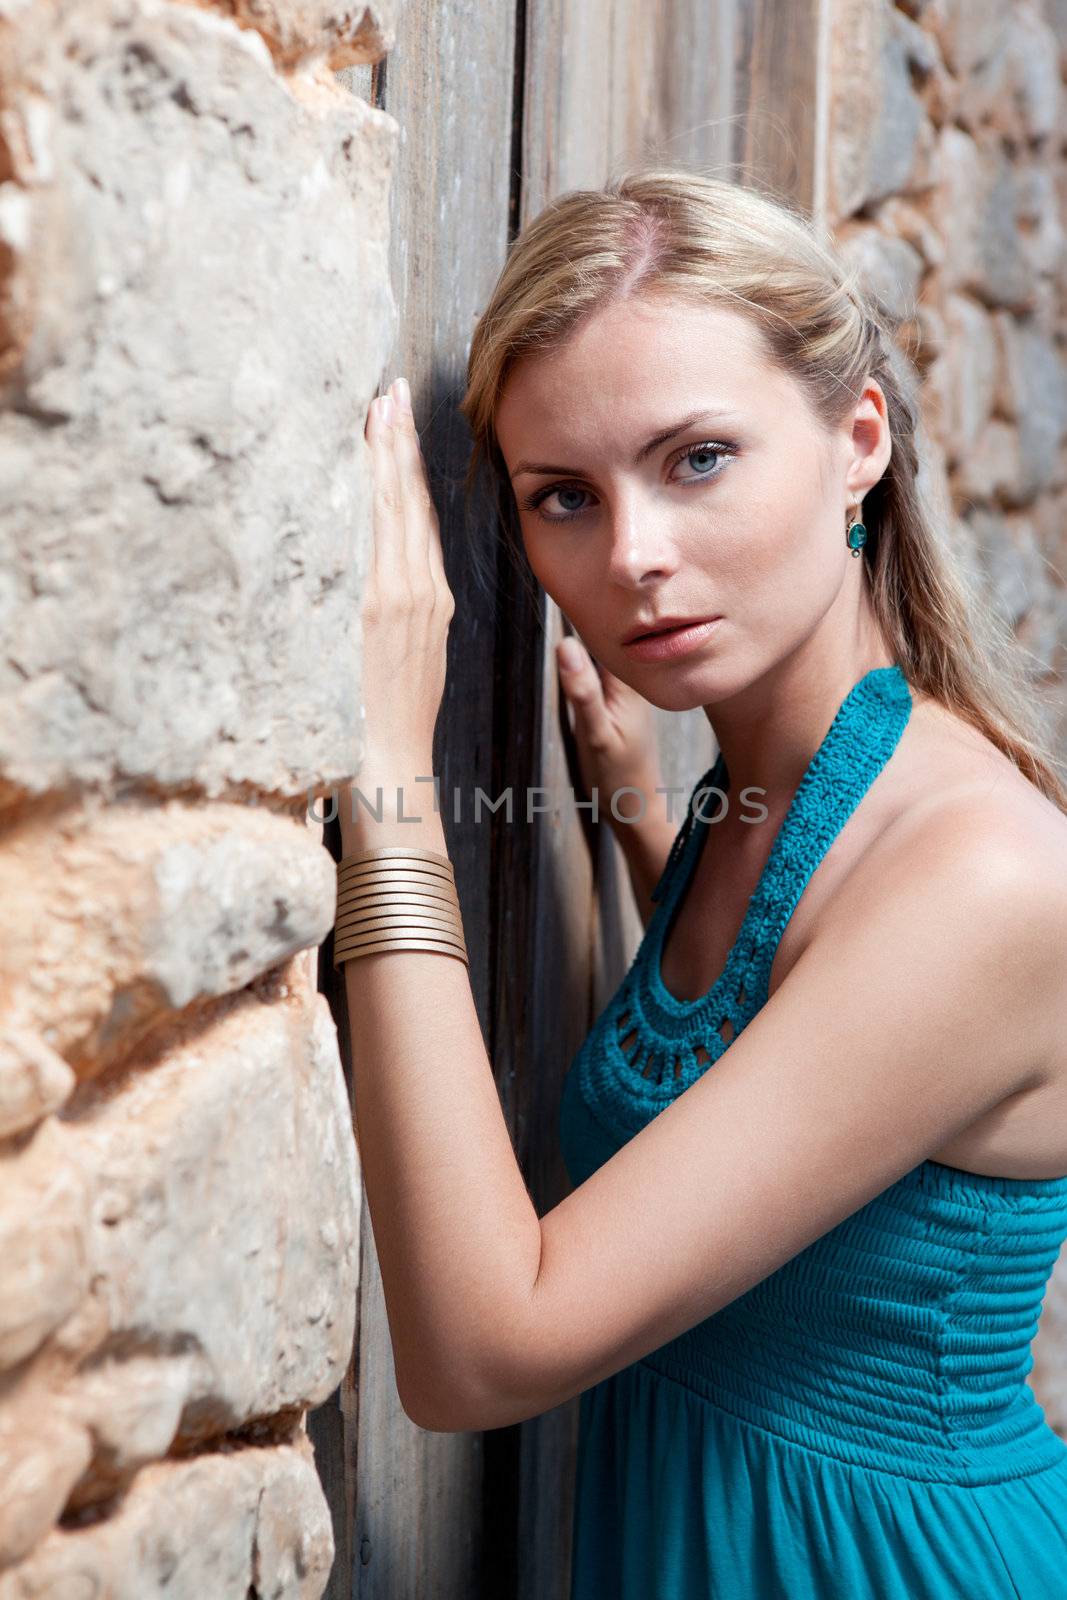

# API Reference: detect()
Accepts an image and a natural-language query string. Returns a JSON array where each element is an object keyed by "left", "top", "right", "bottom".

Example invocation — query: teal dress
[{"left": 558, "top": 664, "right": 1067, "bottom": 1599}]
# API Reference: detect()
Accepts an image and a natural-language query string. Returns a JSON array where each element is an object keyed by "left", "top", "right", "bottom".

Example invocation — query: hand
[
  {"left": 359, "top": 377, "right": 456, "bottom": 782},
  {"left": 556, "top": 632, "right": 664, "bottom": 826}
]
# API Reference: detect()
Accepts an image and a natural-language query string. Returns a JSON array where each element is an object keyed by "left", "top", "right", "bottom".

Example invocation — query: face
[{"left": 495, "top": 293, "right": 889, "bottom": 710}]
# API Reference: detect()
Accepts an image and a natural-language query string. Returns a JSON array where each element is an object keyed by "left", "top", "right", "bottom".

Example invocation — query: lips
[{"left": 624, "top": 615, "right": 721, "bottom": 644}]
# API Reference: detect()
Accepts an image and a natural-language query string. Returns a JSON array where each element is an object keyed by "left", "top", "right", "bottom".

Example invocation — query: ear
[{"left": 842, "top": 378, "right": 892, "bottom": 506}]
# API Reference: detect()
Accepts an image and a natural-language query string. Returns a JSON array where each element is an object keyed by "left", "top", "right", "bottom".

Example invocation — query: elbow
[
  {"left": 396, "top": 1267, "right": 551, "bottom": 1432},
  {"left": 395, "top": 1364, "right": 461, "bottom": 1432},
  {"left": 397, "top": 1353, "right": 546, "bottom": 1434},
  {"left": 395, "top": 1357, "right": 498, "bottom": 1433}
]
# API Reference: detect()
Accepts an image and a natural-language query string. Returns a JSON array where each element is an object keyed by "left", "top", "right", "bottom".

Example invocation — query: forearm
[
  {"left": 606, "top": 774, "right": 683, "bottom": 926},
  {"left": 338, "top": 771, "right": 542, "bottom": 1430}
]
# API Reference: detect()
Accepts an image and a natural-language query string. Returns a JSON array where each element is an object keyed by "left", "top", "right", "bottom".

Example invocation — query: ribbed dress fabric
[{"left": 558, "top": 664, "right": 1067, "bottom": 1599}]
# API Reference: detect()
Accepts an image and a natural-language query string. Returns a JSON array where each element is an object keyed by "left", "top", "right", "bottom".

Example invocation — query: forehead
[{"left": 495, "top": 295, "right": 791, "bottom": 458}]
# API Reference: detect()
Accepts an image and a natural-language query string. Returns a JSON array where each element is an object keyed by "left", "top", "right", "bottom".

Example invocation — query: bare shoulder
[
  {"left": 822, "top": 691, "right": 1067, "bottom": 1083},
  {"left": 874, "top": 689, "right": 1067, "bottom": 890}
]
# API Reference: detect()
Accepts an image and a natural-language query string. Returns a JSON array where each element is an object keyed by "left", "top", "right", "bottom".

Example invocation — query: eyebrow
[{"left": 508, "top": 411, "right": 739, "bottom": 480}]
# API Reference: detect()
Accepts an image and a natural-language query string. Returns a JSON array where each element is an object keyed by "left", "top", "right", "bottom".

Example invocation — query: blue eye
[
  {"left": 521, "top": 439, "right": 737, "bottom": 523},
  {"left": 675, "top": 444, "right": 725, "bottom": 479}
]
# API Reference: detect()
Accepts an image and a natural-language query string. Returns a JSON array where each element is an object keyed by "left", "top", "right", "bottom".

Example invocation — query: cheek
[
  {"left": 682, "top": 466, "right": 833, "bottom": 609},
  {"left": 519, "top": 524, "right": 580, "bottom": 610}
]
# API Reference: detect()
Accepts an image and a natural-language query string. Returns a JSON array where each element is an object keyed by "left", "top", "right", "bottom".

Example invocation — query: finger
[
  {"left": 389, "top": 377, "right": 449, "bottom": 594},
  {"left": 556, "top": 634, "right": 615, "bottom": 751},
  {"left": 367, "top": 393, "right": 407, "bottom": 590},
  {"left": 388, "top": 378, "right": 435, "bottom": 581}
]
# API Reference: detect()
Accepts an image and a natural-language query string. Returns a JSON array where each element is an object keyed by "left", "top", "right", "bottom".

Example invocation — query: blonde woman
[{"left": 340, "top": 170, "right": 1067, "bottom": 1597}]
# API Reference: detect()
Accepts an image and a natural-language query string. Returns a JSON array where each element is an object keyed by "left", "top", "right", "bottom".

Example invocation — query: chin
[{"left": 622, "top": 667, "right": 720, "bottom": 715}]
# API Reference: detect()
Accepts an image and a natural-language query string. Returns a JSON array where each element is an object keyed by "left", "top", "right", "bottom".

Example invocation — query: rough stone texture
[
  {"left": 190, "top": 0, "right": 399, "bottom": 70},
  {"left": 0, "top": 979, "right": 360, "bottom": 1558},
  {"left": 992, "top": 313, "right": 1067, "bottom": 500},
  {"left": 0, "top": 797, "right": 336, "bottom": 1075},
  {"left": 838, "top": 226, "right": 924, "bottom": 324},
  {"left": 0, "top": 1116, "right": 91, "bottom": 1373},
  {"left": 828, "top": 3, "right": 935, "bottom": 216},
  {"left": 0, "top": 1028, "right": 76, "bottom": 1138},
  {"left": 934, "top": 127, "right": 1033, "bottom": 311},
  {"left": 0, "top": 0, "right": 393, "bottom": 1586},
  {"left": 0, "top": 1434, "right": 334, "bottom": 1599},
  {"left": 923, "top": 293, "right": 997, "bottom": 466},
  {"left": 0, "top": 0, "right": 396, "bottom": 804}
]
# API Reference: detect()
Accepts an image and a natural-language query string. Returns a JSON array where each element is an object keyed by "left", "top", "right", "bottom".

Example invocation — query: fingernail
[
  {"left": 559, "top": 637, "right": 583, "bottom": 670},
  {"left": 393, "top": 376, "right": 412, "bottom": 415},
  {"left": 379, "top": 393, "right": 395, "bottom": 426}
]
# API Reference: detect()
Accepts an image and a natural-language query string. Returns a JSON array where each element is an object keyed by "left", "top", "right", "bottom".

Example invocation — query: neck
[{"left": 703, "top": 629, "right": 896, "bottom": 809}]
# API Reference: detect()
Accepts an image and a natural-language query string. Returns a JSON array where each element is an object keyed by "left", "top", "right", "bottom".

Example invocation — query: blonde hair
[{"left": 460, "top": 167, "right": 1067, "bottom": 811}]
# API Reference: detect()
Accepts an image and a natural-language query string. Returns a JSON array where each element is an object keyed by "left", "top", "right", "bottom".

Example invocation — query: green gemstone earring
[{"left": 846, "top": 509, "right": 867, "bottom": 558}]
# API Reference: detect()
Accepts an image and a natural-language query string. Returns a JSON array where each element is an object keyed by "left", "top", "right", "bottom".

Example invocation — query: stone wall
[
  {"left": 0, "top": 1, "right": 397, "bottom": 1593},
  {"left": 828, "top": 0, "right": 1067, "bottom": 741},
  {"left": 826, "top": 0, "right": 1067, "bottom": 1432}
]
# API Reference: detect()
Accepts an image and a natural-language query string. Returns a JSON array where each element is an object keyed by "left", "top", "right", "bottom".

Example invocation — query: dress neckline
[{"left": 645, "top": 664, "right": 914, "bottom": 1028}]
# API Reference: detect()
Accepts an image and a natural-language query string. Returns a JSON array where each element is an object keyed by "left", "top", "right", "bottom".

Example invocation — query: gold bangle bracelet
[
  {"left": 335, "top": 939, "right": 470, "bottom": 969},
  {"left": 333, "top": 846, "right": 467, "bottom": 969},
  {"left": 336, "top": 888, "right": 460, "bottom": 920},
  {"left": 335, "top": 910, "right": 464, "bottom": 937},
  {"left": 335, "top": 899, "right": 460, "bottom": 922},
  {"left": 334, "top": 932, "right": 469, "bottom": 963},
  {"left": 337, "top": 869, "right": 457, "bottom": 897},
  {"left": 335, "top": 921, "right": 467, "bottom": 949},
  {"left": 338, "top": 861, "right": 455, "bottom": 888},
  {"left": 338, "top": 845, "right": 454, "bottom": 870}
]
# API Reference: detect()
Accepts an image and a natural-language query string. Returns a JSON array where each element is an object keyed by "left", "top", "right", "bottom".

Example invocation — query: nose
[{"left": 603, "top": 484, "right": 682, "bottom": 586}]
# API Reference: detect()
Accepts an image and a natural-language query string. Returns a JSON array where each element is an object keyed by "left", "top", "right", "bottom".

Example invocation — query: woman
[{"left": 338, "top": 169, "right": 1067, "bottom": 1597}]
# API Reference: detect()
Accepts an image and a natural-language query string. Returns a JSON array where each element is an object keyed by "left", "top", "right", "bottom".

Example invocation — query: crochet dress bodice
[{"left": 556, "top": 663, "right": 1067, "bottom": 1599}]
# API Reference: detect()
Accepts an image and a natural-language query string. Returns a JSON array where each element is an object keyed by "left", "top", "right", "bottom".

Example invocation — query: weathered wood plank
[
  {"left": 320, "top": 5, "right": 519, "bottom": 1597},
  {"left": 354, "top": 0, "right": 518, "bottom": 1585},
  {"left": 733, "top": 0, "right": 822, "bottom": 210}
]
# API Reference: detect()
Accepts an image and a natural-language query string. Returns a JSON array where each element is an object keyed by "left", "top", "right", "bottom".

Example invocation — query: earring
[{"left": 846, "top": 507, "right": 867, "bottom": 558}]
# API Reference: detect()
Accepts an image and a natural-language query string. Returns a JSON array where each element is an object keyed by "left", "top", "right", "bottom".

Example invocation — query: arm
[
  {"left": 606, "top": 777, "right": 680, "bottom": 928},
  {"left": 339, "top": 779, "right": 544, "bottom": 1427},
  {"left": 397, "top": 808, "right": 1063, "bottom": 1433}
]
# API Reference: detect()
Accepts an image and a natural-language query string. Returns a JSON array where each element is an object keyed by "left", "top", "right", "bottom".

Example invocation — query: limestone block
[
  {"left": 923, "top": 293, "right": 997, "bottom": 468},
  {"left": 0, "top": 1434, "right": 333, "bottom": 1599},
  {"left": 925, "top": 0, "right": 1009, "bottom": 77},
  {"left": 0, "top": 1118, "right": 90, "bottom": 1371},
  {"left": 62, "top": 986, "right": 359, "bottom": 1447},
  {"left": 1003, "top": 4, "right": 1061, "bottom": 142},
  {"left": 838, "top": 226, "right": 924, "bottom": 323},
  {"left": 965, "top": 510, "right": 1047, "bottom": 628},
  {"left": 0, "top": 798, "right": 335, "bottom": 1072},
  {"left": 933, "top": 127, "right": 1032, "bottom": 310},
  {"left": 1014, "top": 168, "right": 1066, "bottom": 283},
  {"left": 0, "top": 1405, "right": 93, "bottom": 1569},
  {"left": 190, "top": 0, "right": 399, "bottom": 70},
  {"left": 828, "top": 1, "right": 934, "bottom": 217},
  {"left": 0, "top": 1028, "right": 75, "bottom": 1138},
  {"left": 0, "top": 0, "right": 397, "bottom": 804},
  {"left": 876, "top": 197, "right": 945, "bottom": 270},
  {"left": 953, "top": 420, "right": 1023, "bottom": 505},
  {"left": 991, "top": 314, "right": 1067, "bottom": 500}
]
